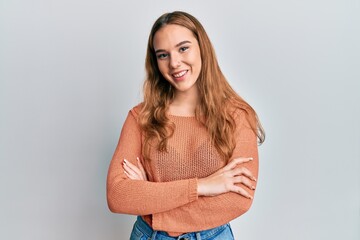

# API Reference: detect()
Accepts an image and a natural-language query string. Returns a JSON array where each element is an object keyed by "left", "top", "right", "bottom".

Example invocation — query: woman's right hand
[
  {"left": 123, "top": 157, "right": 148, "bottom": 181},
  {"left": 197, "top": 157, "right": 256, "bottom": 199}
]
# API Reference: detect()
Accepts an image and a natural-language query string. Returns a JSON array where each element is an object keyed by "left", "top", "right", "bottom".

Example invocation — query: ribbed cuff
[{"left": 188, "top": 178, "right": 199, "bottom": 202}]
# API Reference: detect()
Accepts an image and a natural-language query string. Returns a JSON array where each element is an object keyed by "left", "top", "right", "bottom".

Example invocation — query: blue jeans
[{"left": 130, "top": 216, "right": 235, "bottom": 240}]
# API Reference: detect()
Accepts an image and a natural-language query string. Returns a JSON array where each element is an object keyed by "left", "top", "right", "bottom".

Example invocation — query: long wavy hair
[{"left": 139, "top": 11, "right": 265, "bottom": 162}]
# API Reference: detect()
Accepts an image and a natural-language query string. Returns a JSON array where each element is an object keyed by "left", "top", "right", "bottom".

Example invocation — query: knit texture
[{"left": 106, "top": 104, "right": 259, "bottom": 237}]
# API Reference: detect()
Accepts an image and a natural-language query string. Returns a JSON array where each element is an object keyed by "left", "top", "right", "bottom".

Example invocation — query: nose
[{"left": 169, "top": 53, "right": 181, "bottom": 69}]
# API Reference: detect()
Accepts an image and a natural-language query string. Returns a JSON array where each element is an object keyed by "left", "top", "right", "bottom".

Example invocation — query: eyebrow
[{"left": 155, "top": 40, "right": 192, "bottom": 54}]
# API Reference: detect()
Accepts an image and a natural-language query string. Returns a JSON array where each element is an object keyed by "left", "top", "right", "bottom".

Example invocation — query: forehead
[{"left": 153, "top": 24, "right": 197, "bottom": 50}]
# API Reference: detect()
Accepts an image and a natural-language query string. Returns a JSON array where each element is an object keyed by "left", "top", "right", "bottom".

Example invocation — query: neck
[{"left": 169, "top": 86, "right": 199, "bottom": 116}]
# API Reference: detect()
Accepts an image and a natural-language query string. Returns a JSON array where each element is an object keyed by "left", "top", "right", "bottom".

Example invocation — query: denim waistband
[{"left": 133, "top": 216, "right": 230, "bottom": 240}]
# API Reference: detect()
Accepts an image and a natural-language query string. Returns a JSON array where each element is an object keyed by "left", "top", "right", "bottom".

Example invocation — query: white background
[{"left": 1, "top": 0, "right": 359, "bottom": 239}]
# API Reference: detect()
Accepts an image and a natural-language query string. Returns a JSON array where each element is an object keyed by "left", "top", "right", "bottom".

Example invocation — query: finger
[
  {"left": 137, "top": 157, "right": 147, "bottom": 180},
  {"left": 232, "top": 176, "right": 256, "bottom": 190},
  {"left": 124, "top": 170, "right": 137, "bottom": 180},
  {"left": 230, "top": 185, "right": 253, "bottom": 199},
  {"left": 124, "top": 159, "right": 143, "bottom": 178},
  {"left": 137, "top": 157, "right": 146, "bottom": 176},
  {"left": 123, "top": 160, "right": 140, "bottom": 179},
  {"left": 224, "top": 157, "right": 253, "bottom": 171},
  {"left": 231, "top": 167, "right": 257, "bottom": 181}
]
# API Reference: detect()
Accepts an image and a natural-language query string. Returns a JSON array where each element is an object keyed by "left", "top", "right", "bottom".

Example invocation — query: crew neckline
[{"left": 168, "top": 114, "right": 197, "bottom": 118}]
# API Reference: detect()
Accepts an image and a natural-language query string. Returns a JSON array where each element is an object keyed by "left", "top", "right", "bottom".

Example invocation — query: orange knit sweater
[{"left": 106, "top": 104, "right": 259, "bottom": 237}]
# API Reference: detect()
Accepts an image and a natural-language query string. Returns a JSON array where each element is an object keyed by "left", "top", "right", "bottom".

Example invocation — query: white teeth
[{"left": 173, "top": 70, "right": 187, "bottom": 78}]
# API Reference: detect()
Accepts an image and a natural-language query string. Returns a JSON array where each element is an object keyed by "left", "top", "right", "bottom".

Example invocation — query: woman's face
[{"left": 153, "top": 24, "right": 202, "bottom": 96}]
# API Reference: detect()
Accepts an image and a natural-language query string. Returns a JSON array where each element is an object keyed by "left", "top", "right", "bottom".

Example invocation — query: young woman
[{"left": 107, "top": 11, "right": 265, "bottom": 240}]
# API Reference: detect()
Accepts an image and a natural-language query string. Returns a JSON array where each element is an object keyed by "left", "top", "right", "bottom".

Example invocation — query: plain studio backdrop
[{"left": 0, "top": 0, "right": 359, "bottom": 239}]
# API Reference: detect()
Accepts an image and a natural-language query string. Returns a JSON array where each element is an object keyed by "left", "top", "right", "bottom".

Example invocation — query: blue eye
[
  {"left": 157, "top": 53, "right": 168, "bottom": 59},
  {"left": 179, "top": 46, "right": 189, "bottom": 52}
]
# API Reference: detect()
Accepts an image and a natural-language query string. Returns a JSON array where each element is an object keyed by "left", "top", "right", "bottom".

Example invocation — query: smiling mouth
[{"left": 172, "top": 70, "right": 188, "bottom": 78}]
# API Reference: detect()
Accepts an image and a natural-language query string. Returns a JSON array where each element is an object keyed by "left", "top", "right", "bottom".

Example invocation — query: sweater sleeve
[
  {"left": 151, "top": 109, "right": 259, "bottom": 234},
  {"left": 106, "top": 109, "right": 198, "bottom": 215}
]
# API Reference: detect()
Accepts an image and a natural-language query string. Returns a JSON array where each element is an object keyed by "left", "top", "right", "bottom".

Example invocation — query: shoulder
[
  {"left": 230, "top": 107, "right": 248, "bottom": 126},
  {"left": 226, "top": 100, "right": 253, "bottom": 129},
  {"left": 226, "top": 98, "right": 245, "bottom": 118},
  {"left": 129, "top": 102, "right": 144, "bottom": 119}
]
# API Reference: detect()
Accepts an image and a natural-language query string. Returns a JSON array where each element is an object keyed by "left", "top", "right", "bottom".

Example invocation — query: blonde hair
[{"left": 139, "top": 11, "right": 265, "bottom": 161}]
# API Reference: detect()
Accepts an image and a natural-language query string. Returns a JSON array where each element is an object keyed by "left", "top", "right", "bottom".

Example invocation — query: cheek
[
  {"left": 157, "top": 61, "right": 168, "bottom": 76},
  {"left": 188, "top": 50, "right": 202, "bottom": 70}
]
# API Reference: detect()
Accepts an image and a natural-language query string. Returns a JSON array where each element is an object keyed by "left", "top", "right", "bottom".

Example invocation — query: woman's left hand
[{"left": 123, "top": 157, "right": 148, "bottom": 181}]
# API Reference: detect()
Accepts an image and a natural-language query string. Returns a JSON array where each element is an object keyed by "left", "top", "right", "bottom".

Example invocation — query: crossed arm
[
  {"left": 107, "top": 108, "right": 259, "bottom": 232},
  {"left": 123, "top": 156, "right": 256, "bottom": 199}
]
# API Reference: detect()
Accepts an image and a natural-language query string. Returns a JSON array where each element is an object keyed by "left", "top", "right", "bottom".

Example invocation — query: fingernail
[
  {"left": 249, "top": 157, "right": 253, "bottom": 160},
  {"left": 123, "top": 159, "right": 128, "bottom": 164},
  {"left": 249, "top": 196, "right": 253, "bottom": 199},
  {"left": 252, "top": 186, "right": 256, "bottom": 190},
  {"left": 136, "top": 157, "right": 140, "bottom": 161},
  {"left": 252, "top": 177, "right": 257, "bottom": 181}
]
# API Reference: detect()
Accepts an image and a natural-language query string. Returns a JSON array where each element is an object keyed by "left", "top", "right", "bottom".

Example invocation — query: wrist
[{"left": 197, "top": 178, "right": 205, "bottom": 196}]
